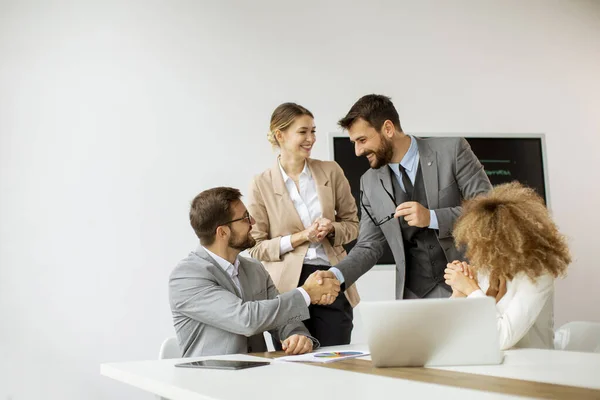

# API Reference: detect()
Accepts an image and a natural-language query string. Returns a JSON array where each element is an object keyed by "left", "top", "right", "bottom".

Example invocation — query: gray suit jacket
[
  {"left": 169, "top": 246, "right": 315, "bottom": 357},
  {"left": 336, "top": 137, "right": 492, "bottom": 299}
]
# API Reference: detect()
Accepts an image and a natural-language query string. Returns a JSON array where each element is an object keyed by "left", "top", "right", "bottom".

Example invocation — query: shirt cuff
[
  {"left": 279, "top": 235, "right": 293, "bottom": 256},
  {"left": 428, "top": 210, "right": 439, "bottom": 230},
  {"left": 329, "top": 267, "right": 345, "bottom": 284},
  {"left": 467, "top": 289, "right": 486, "bottom": 298},
  {"left": 296, "top": 287, "right": 311, "bottom": 306}
]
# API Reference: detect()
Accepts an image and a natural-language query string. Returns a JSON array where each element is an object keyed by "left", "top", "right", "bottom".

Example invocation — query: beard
[
  {"left": 365, "top": 136, "right": 394, "bottom": 169},
  {"left": 228, "top": 228, "right": 256, "bottom": 251}
]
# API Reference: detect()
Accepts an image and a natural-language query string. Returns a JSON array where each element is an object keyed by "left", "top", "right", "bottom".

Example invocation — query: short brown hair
[
  {"left": 189, "top": 187, "right": 242, "bottom": 245},
  {"left": 338, "top": 94, "right": 402, "bottom": 132},
  {"left": 453, "top": 182, "right": 571, "bottom": 283},
  {"left": 268, "top": 102, "right": 314, "bottom": 147}
]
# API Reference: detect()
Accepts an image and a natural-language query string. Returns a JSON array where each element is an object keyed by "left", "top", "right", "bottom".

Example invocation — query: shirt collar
[
  {"left": 202, "top": 246, "right": 240, "bottom": 277},
  {"left": 389, "top": 135, "right": 418, "bottom": 174},
  {"left": 278, "top": 157, "right": 311, "bottom": 183}
]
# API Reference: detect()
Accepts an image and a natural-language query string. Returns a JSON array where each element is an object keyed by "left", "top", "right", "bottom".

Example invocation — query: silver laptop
[{"left": 359, "top": 297, "right": 503, "bottom": 367}]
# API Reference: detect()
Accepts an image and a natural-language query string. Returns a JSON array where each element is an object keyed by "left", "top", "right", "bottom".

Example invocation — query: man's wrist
[
  {"left": 296, "top": 287, "right": 311, "bottom": 306},
  {"left": 428, "top": 209, "right": 439, "bottom": 229},
  {"left": 329, "top": 267, "right": 345, "bottom": 285}
]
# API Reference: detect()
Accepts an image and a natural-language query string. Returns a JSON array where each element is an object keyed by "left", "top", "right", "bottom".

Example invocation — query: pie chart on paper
[{"left": 314, "top": 351, "right": 364, "bottom": 359}]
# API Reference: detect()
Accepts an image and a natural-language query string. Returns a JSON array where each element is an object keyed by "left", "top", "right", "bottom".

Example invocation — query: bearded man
[
  {"left": 170, "top": 187, "right": 340, "bottom": 356},
  {"left": 323, "top": 94, "right": 492, "bottom": 300}
]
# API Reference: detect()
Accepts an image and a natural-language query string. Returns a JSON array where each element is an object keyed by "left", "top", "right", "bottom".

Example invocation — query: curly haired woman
[{"left": 444, "top": 182, "right": 571, "bottom": 350}]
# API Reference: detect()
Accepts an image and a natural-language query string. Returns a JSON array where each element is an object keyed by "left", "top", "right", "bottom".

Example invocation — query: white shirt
[
  {"left": 278, "top": 160, "right": 330, "bottom": 266},
  {"left": 468, "top": 272, "right": 555, "bottom": 350},
  {"left": 202, "top": 246, "right": 311, "bottom": 306},
  {"left": 203, "top": 247, "right": 243, "bottom": 294}
]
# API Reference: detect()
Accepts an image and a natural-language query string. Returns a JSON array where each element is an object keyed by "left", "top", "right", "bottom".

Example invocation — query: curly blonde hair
[
  {"left": 453, "top": 182, "right": 571, "bottom": 283},
  {"left": 267, "top": 103, "right": 314, "bottom": 148}
]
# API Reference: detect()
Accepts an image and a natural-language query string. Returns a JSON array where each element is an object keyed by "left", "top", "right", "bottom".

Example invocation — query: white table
[
  {"left": 436, "top": 347, "right": 600, "bottom": 390},
  {"left": 100, "top": 344, "right": 600, "bottom": 400}
]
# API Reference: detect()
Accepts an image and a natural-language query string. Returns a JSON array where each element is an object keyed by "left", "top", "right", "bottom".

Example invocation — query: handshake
[{"left": 301, "top": 270, "right": 340, "bottom": 305}]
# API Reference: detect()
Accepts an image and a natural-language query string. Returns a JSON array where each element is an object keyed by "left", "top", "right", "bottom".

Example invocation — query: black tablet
[{"left": 175, "top": 360, "right": 271, "bottom": 370}]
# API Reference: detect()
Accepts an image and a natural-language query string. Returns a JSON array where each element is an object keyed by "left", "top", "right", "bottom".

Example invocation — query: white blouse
[
  {"left": 468, "top": 272, "right": 555, "bottom": 350},
  {"left": 277, "top": 160, "right": 330, "bottom": 266}
]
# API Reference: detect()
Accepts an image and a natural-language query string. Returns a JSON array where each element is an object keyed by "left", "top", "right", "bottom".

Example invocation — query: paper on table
[{"left": 276, "top": 350, "right": 370, "bottom": 363}]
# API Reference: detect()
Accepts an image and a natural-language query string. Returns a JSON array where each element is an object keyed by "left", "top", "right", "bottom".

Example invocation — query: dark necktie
[{"left": 398, "top": 164, "right": 414, "bottom": 198}]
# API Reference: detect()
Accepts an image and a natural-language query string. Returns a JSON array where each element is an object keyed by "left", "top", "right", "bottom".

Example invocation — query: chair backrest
[
  {"left": 554, "top": 321, "right": 600, "bottom": 353},
  {"left": 159, "top": 336, "right": 181, "bottom": 359},
  {"left": 263, "top": 331, "right": 275, "bottom": 352}
]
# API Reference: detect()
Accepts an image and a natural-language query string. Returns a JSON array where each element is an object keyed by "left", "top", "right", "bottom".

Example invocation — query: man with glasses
[
  {"left": 320, "top": 95, "right": 492, "bottom": 301},
  {"left": 169, "top": 187, "right": 340, "bottom": 357}
]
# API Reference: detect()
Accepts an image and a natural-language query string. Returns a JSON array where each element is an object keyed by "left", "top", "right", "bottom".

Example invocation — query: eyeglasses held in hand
[{"left": 360, "top": 180, "right": 398, "bottom": 227}]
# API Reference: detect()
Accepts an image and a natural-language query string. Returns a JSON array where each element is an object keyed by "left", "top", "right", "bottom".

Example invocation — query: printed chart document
[{"left": 276, "top": 350, "right": 370, "bottom": 363}]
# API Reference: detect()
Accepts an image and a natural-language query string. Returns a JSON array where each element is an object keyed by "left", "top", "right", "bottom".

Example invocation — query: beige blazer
[{"left": 247, "top": 158, "right": 360, "bottom": 307}]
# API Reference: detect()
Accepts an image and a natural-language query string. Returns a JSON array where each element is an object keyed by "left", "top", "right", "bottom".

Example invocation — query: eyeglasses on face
[{"left": 223, "top": 211, "right": 253, "bottom": 225}]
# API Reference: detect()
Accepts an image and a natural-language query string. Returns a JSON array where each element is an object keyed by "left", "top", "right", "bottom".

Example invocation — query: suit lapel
[
  {"left": 377, "top": 166, "right": 395, "bottom": 201},
  {"left": 237, "top": 259, "right": 251, "bottom": 301},
  {"left": 308, "top": 159, "right": 334, "bottom": 221},
  {"left": 270, "top": 160, "right": 305, "bottom": 231},
  {"left": 415, "top": 138, "right": 439, "bottom": 210},
  {"left": 194, "top": 246, "right": 242, "bottom": 298}
]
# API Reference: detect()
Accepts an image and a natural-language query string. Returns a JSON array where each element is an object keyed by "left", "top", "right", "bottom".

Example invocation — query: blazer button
[{"left": 428, "top": 245, "right": 434, "bottom": 250}]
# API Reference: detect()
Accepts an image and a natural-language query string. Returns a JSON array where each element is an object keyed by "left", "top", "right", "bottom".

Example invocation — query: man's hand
[
  {"left": 281, "top": 334, "right": 313, "bottom": 355},
  {"left": 394, "top": 201, "right": 430, "bottom": 227},
  {"left": 315, "top": 217, "right": 334, "bottom": 241},
  {"left": 301, "top": 270, "right": 340, "bottom": 304},
  {"left": 312, "top": 270, "right": 340, "bottom": 305},
  {"left": 444, "top": 262, "right": 480, "bottom": 296}
]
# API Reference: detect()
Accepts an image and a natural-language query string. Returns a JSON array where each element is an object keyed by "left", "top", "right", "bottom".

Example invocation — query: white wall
[{"left": 1, "top": 1, "right": 599, "bottom": 399}]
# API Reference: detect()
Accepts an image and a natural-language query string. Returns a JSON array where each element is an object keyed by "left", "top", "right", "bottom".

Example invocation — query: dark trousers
[{"left": 274, "top": 264, "right": 354, "bottom": 349}]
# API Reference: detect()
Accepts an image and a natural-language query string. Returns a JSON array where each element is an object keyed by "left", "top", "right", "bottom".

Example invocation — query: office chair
[
  {"left": 157, "top": 336, "right": 180, "bottom": 400},
  {"left": 554, "top": 321, "right": 600, "bottom": 353}
]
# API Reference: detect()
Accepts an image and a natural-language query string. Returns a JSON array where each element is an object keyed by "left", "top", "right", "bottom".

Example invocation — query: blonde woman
[
  {"left": 247, "top": 103, "right": 360, "bottom": 346},
  {"left": 444, "top": 182, "right": 571, "bottom": 350}
]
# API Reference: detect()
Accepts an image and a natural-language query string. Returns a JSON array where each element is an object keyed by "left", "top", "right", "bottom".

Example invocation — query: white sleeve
[
  {"left": 296, "top": 287, "right": 311, "bottom": 306},
  {"left": 279, "top": 235, "right": 293, "bottom": 256},
  {"left": 493, "top": 274, "right": 554, "bottom": 350},
  {"left": 467, "top": 289, "right": 486, "bottom": 298}
]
